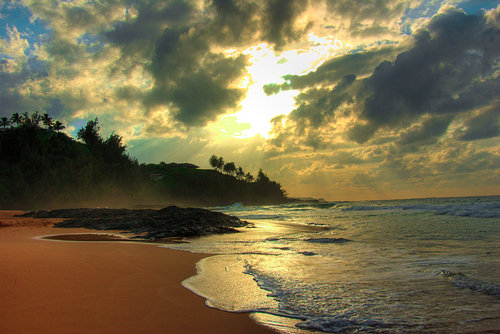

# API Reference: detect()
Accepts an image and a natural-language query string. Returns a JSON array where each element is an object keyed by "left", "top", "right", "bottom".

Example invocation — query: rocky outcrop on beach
[{"left": 19, "top": 206, "right": 250, "bottom": 240}]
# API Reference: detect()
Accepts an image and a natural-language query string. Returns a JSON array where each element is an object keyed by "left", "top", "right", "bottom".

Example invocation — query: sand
[{"left": 0, "top": 210, "right": 276, "bottom": 334}]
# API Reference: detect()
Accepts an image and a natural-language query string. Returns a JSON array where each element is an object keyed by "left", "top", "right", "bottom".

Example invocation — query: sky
[{"left": 1, "top": 0, "right": 500, "bottom": 201}]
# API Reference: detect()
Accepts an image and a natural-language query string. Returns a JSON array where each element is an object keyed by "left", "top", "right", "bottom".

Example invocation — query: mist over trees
[{"left": 0, "top": 113, "right": 289, "bottom": 209}]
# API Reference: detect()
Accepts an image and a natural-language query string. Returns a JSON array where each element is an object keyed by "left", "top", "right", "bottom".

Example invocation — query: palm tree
[
  {"left": 10, "top": 113, "right": 21, "bottom": 126},
  {"left": 0, "top": 116, "right": 10, "bottom": 129},
  {"left": 21, "top": 111, "right": 30, "bottom": 126},
  {"left": 52, "top": 121, "right": 65, "bottom": 132},
  {"left": 42, "top": 113, "right": 54, "bottom": 129},
  {"left": 31, "top": 111, "right": 42, "bottom": 127}
]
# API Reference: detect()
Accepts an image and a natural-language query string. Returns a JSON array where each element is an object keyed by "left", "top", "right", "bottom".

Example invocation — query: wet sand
[{"left": 0, "top": 210, "right": 276, "bottom": 334}]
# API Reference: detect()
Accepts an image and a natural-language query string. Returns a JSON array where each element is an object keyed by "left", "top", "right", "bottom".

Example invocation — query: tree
[
  {"left": 10, "top": 113, "right": 21, "bottom": 126},
  {"left": 209, "top": 154, "right": 225, "bottom": 172},
  {"left": 0, "top": 117, "right": 10, "bottom": 129},
  {"left": 42, "top": 113, "right": 54, "bottom": 129},
  {"left": 52, "top": 121, "right": 65, "bottom": 132},
  {"left": 104, "top": 132, "right": 127, "bottom": 156},
  {"left": 257, "top": 169, "right": 270, "bottom": 183},
  {"left": 77, "top": 118, "right": 102, "bottom": 148},
  {"left": 236, "top": 166, "right": 245, "bottom": 180},
  {"left": 223, "top": 162, "right": 236, "bottom": 175},
  {"left": 245, "top": 172, "right": 254, "bottom": 182},
  {"left": 216, "top": 156, "right": 224, "bottom": 171},
  {"left": 209, "top": 154, "right": 219, "bottom": 170},
  {"left": 31, "top": 111, "right": 42, "bottom": 127},
  {"left": 20, "top": 112, "right": 31, "bottom": 127}
]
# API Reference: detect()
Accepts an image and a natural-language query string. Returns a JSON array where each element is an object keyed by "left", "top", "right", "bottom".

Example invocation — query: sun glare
[{"left": 216, "top": 37, "right": 342, "bottom": 139}]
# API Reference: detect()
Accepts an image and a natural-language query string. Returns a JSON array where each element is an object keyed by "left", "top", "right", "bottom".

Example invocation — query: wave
[
  {"left": 438, "top": 270, "right": 500, "bottom": 297},
  {"left": 342, "top": 202, "right": 500, "bottom": 218},
  {"left": 295, "top": 314, "right": 411, "bottom": 333}
]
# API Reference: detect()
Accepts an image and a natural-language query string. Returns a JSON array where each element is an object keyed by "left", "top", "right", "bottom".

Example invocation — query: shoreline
[{"left": 0, "top": 210, "right": 276, "bottom": 334}]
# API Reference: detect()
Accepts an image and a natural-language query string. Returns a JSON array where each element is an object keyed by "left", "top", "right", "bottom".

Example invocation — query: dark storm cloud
[
  {"left": 261, "top": 0, "right": 311, "bottom": 49},
  {"left": 360, "top": 8, "right": 500, "bottom": 133},
  {"left": 460, "top": 106, "right": 500, "bottom": 141},
  {"left": 143, "top": 25, "right": 247, "bottom": 126},
  {"left": 105, "top": 0, "right": 196, "bottom": 46},
  {"left": 398, "top": 115, "right": 453, "bottom": 146},
  {"left": 101, "top": 0, "right": 313, "bottom": 128},
  {"left": 270, "top": 7, "right": 500, "bottom": 148}
]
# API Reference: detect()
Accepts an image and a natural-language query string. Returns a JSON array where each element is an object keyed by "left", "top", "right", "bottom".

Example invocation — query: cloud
[
  {"left": 100, "top": 0, "right": 315, "bottom": 128},
  {"left": 268, "top": 6, "right": 500, "bottom": 149},
  {"left": 360, "top": 8, "right": 500, "bottom": 133},
  {"left": 0, "top": 26, "right": 49, "bottom": 115},
  {"left": 398, "top": 115, "right": 454, "bottom": 146},
  {"left": 268, "top": 73, "right": 365, "bottom": 150},
  {"left": 260, "top": 0, "right": 312, "bottom": 49},
  {"left": 459, "top": 105, "right": 500, "bottom": 141},
  {"left": 264, "top": 46, "right": 399, "bottom": 94}
]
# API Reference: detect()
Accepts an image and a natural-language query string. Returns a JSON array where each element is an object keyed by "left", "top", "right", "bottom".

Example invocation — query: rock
[{"left": 19, "top": 206, "right": 251, "bottom": 240}]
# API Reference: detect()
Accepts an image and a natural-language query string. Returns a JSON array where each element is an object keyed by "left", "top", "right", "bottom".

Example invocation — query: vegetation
[{"left": 0, "top": 112, "right": 288, "bottom": 209}]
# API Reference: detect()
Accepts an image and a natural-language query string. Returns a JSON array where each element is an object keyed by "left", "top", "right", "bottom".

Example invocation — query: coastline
[{"left": 0, "top": 210, "right": 276, "bottom": 334}]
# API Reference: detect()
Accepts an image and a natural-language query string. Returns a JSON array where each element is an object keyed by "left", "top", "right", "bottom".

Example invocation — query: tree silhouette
[
  {"left": 52, "top": 121, "right": 65, "bottom": 132},
  {"left": 42, "top": 113, "right": 54, "bottom": 129},
  {"left": 223, "top": 162, "right": 236, "bottom": 175},
  {"left": 209, "top": 154, "right": 225, "bottom": 172},
  {"left": 10, "top": 113, "right": 21, "bottom": 126},
  {"left": 31, "top": 111, "right": 42, "bottom": 127},
  {"left": 77, "top": 118, "right": 101, "bottom": 148},
  {"left": 236, "top": 166, "right": 245, "bottom": 180},
  {"left": 217, "top": 156, "right": 224, "bottom": 171},
  {"left": 0, "top": 117, "right": 10, "bottom": 129},
  {"left": 257, "top": 169, "right": 270, "bottom": 183},
  {"left": 245, "top": 172, "right": 254, "bottom": 182},
  {"left": 209, "top": 154, "right": 219, "bottom": 170}
]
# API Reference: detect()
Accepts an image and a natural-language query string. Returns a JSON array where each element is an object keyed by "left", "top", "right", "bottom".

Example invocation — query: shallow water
[{"left": 164, "top": 196, "right": 500, "bottom": 333}]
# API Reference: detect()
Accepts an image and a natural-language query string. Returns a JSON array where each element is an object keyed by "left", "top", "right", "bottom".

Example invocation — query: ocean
[{"left": 163, "top": 196, "right": 500, "bottom": 333}]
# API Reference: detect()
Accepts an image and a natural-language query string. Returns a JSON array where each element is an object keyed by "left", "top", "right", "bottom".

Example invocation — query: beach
[{"left": 0, "top": 210, "right": 276, "bottom": 334}]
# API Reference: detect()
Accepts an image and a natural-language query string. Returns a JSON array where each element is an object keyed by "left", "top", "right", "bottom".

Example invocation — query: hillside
[{"left": 0, "top": 113, "right": 288, "bottom": 209}]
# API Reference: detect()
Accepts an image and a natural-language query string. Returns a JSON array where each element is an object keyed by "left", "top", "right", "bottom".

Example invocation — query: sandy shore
[{"left": 0, "top": 210, "right": 276, "bottom": 334}]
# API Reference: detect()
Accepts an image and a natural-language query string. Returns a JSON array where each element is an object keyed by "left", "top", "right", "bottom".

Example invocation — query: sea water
[{"left": 163, "top": 196, "right": 500, "bottom": 333}]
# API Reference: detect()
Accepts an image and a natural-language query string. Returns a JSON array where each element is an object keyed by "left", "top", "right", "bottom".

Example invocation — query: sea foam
[{"left": 438, "top": 270, "right": 500, "bottom": 297}]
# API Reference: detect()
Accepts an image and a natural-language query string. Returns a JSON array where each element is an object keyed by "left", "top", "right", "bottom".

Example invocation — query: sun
[{"left": 214, "top": 35, "right": 343, "bottom": 139}]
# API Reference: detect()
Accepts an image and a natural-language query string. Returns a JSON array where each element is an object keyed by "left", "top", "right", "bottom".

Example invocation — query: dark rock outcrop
[{"left": 19, "top": 206, "right": 250, "bottom": 240}]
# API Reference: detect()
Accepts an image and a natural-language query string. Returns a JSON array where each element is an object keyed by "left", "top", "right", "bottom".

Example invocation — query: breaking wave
[{"left": 438, "top": 270, "right": 500, "bottom": 297}]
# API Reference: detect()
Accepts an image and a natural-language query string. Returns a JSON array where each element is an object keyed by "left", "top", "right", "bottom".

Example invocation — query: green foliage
[
  {"left": 0, "top": 113, "right": 141, "bottom": 208},
  {"left": 0, "top": 112, "right": 289, "bottom": 209}
]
